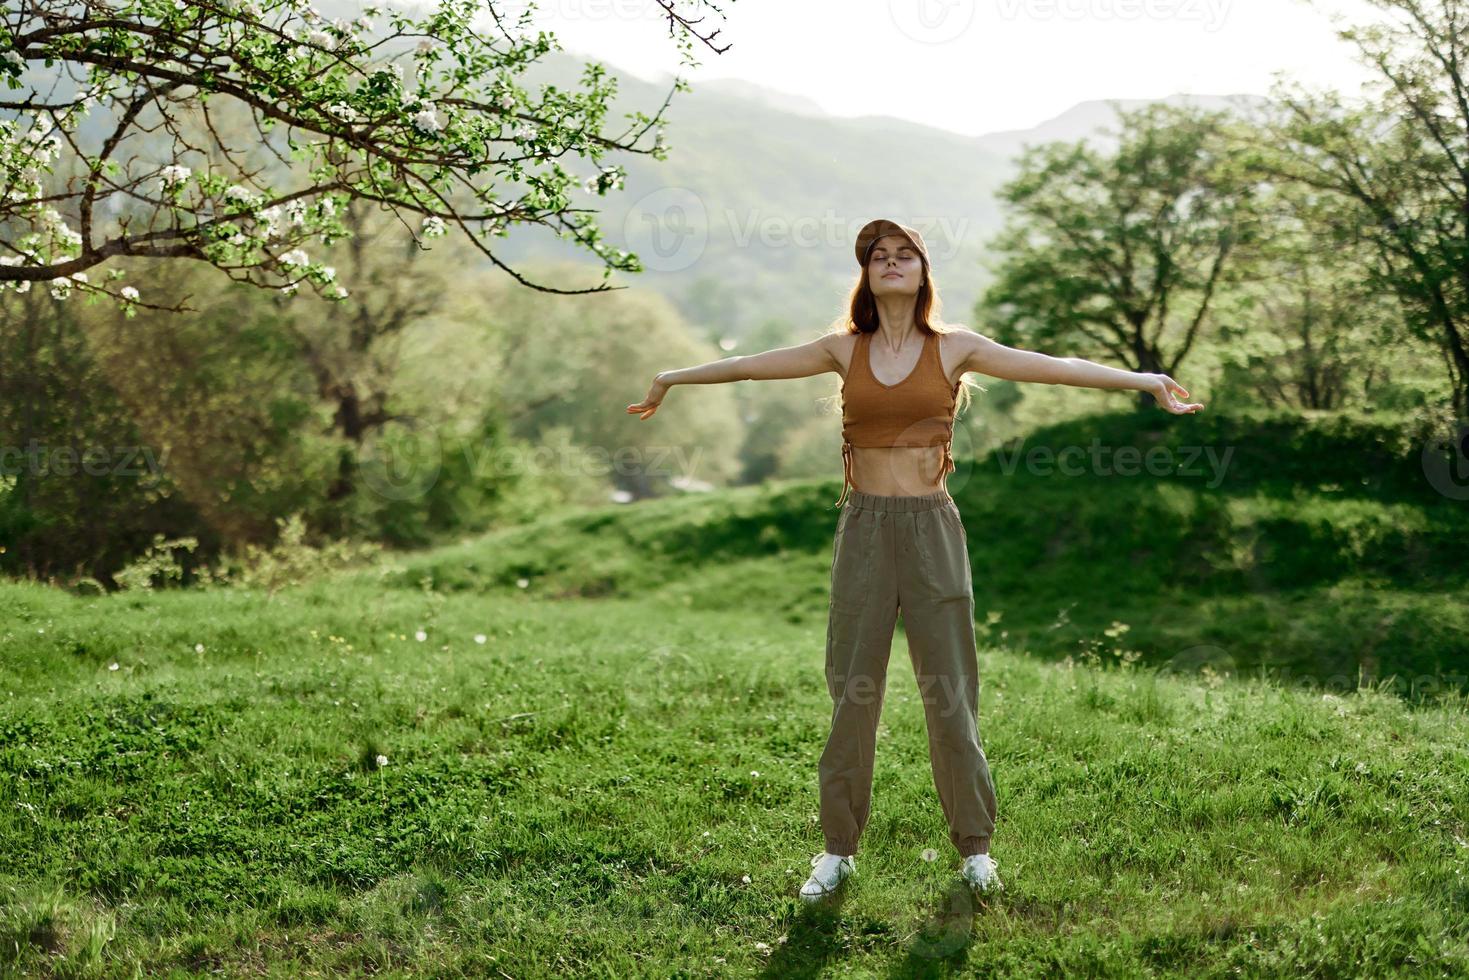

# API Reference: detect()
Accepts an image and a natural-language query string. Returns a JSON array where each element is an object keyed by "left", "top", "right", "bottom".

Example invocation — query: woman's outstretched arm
[
  {"left": 627, "top": 335, "right": 839, "bottom": 420},
  {"left": 955, "top": 327, "right": 1205, "bottom": 415}
]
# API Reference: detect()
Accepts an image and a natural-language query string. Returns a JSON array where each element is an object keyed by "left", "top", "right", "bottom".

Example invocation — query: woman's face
[{"left": 867, "top": 235, "right": 923, "bottom": 296}]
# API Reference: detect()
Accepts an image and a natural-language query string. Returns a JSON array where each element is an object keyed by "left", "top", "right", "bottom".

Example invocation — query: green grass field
[{"left": 2, "top": 411, "right": 1467, "bottom": 976}]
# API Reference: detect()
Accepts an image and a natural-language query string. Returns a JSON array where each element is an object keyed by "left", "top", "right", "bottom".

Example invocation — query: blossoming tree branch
[{"left": 0, "top": 0, "right": 733, "bottom": 314}]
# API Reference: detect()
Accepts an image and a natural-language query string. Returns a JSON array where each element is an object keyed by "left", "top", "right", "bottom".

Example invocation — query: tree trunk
[{"left": 1133, "top": 342, "right": 1163, "bottom": 412}]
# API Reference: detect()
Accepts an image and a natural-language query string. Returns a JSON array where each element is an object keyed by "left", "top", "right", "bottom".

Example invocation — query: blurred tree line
[
  {"left": 0, "top": 199, "right": 741, "bottom": 584},
  {"left": 3, "top": 0, "right": 1466, "bottom": 587}
]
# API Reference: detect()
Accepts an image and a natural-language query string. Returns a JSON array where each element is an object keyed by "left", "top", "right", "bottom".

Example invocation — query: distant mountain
[
  {"left": 973, "top": 93, "right": 1274, "bottom": 160},
  {"left": 500, "top": 50, "right": 1016, "bottom": 339},
  {"left": 682, "top": 75, "right": 830, "bottom": 119},
  {"left": 497, "top": 51, "right": 1273, "bottom": 341}
]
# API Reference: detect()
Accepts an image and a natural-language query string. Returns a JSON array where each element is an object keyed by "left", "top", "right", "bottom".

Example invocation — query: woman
[{"left": 626, "top": 218, "right": 1203, "bottom": 903}]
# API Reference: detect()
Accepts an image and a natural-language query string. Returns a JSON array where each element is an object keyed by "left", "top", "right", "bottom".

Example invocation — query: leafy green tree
[
  {"left": 977, "top": 102, "right": 1263, "bottom": 411},
  {"left": 1208, "top": 177, "right": 1421, "bottom": 411},
  {"left": 1245, "top": 0, "right": 1469, "bottom": 419},
  {"left": 0, "top": 258, "right": 333, "bottom": 582},
  {"left": 0, "top": 0, "right": 732, "bottom": 306},
  {"left": 277, "top": 194, "right": 458, "bottom": 510}
]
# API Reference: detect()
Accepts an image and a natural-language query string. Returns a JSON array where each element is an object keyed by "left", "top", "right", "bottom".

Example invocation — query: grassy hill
[
  {"left": 396, "top": 408, "right": 1469, "bottom": 699},
  {"left": 1, "top": 410, "right": 1466, "bottom": 975}
]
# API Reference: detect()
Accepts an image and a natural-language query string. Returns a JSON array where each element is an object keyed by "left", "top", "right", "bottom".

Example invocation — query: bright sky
[{"left": 491, "top": 0, "right": 1386, "bottom": 137}]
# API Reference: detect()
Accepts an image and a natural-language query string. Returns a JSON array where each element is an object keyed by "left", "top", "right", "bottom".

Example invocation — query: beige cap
[{"left": 855, "top": 218, "right": 929, "bottom": 269}]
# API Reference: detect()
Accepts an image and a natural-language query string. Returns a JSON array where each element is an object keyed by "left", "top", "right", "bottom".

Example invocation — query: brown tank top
[{"left": 838, "top": 329, "right": 960, "bottom": 508}]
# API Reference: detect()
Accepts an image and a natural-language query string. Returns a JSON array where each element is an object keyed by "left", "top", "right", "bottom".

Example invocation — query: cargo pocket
[
  {"left": 829, "top": 506, "right": 872, "bottom": 615},
  {"left": 921, "top": 505, "right": 972, "bottom": 604}
]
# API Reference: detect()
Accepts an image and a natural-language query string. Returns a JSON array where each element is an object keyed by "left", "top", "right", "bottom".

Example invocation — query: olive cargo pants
[{"left": 820, "top": 488, "right": 997, "bottom": 858}]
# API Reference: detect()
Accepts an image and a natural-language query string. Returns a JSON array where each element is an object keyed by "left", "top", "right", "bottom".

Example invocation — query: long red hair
[{"left": 823, "top": 250, "right": 982, "bottom": 414}]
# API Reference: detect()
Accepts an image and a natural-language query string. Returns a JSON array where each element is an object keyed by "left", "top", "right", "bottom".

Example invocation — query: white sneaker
[
  {"left": 799, "top": 851, "right": 855, "bottom": 902},
  {"left": 960, "top": 852, "right": 1003, "bottom": 894}
]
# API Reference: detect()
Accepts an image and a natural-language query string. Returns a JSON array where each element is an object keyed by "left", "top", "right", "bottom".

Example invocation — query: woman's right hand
[{"left": 626, "top": 373, "right": 671, "bottom": 420}]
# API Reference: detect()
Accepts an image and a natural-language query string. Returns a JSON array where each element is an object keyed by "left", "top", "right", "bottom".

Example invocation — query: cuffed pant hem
[
  {"left": 958, "top": 836, "right": 991, "bottom": 857},
  {"left": 825, "top": 841, "right": 858, "bottom": 857}
]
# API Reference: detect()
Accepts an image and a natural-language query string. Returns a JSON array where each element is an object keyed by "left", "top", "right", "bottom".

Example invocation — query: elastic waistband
[{"left": 842, "top": 488, "right": 952, "bottom": 512}]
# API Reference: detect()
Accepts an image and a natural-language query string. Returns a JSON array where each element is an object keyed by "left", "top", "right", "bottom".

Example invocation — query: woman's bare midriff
[{"left": 847, "top": 445, "right": 950, "bottom": 497}]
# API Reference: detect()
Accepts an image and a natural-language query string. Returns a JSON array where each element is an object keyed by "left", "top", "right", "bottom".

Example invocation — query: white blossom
[
  {"left": 160, "top": 164, "right": 191, "bottom": 190},
  {"left": 259, "top": 205, "right": 283, "bottom": 239},
  {"left": 412, "top": 107, "right": 442, "bottom": 135},
  {"left": 121, "top": 285, "right": 139, "bottom": 301},
  {"left": 225, "top": 184, "right": 261, "bottom": 207}
]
